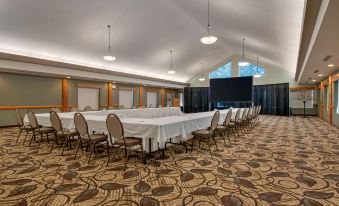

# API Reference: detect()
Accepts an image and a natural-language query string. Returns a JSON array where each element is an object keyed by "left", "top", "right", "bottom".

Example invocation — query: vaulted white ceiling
[{"left": 0, "top": 0, "right": 305, "bottom": 83}]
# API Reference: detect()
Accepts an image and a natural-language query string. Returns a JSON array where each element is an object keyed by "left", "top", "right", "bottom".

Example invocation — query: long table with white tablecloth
[{"left": 24, "top": 107, "right": 240, "bottom": 152}]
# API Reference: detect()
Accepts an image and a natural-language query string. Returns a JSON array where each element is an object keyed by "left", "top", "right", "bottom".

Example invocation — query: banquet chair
[
  {"left": 49, "top": 111, "right": 78, "bottom": 155},
  {"left": 84, "top": 105, "right": 93, "bottom": 111},
  {"left": 106, "top": 114, "right": 144, "bottom": 168},
  {"left": 228, "top": 108, "right": 241, "bottom": 139},
  {"left": 231, "top": 108, "right": 247, "bottom": 135},
  {"left": 214, "top": 109, "right": 232, "bottom": 146},
  {"left": 191, "top": 111, "right": 220, "bottom": 155},
  {"left": 74, "top": 113, "right": 109, "bottom": 163},
  {"left": 119, "top": 105, "right": 126, "bottom": 109},
  {"left": 15, "top": 110, "right": 32, "bottom": 144},
  {"left": 27, "top": 110, "right": 55, "bottom": 147},
  {"left": 243, "top": 107, "right": 253, "bottom": 132},
  {"left": 50, "top": 107, "right": 62, "bottom": 113},
  {"left": 148, "top": 104, "right": 152, "bottom": 108}
]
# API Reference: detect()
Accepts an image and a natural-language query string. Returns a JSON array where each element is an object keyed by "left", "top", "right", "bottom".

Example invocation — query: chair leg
[
  {"left": 190, "top": 137, "right": 195, "bottom": 153},
  {"left": 207, "top": 140, "right": 212, "bottom": 156},
  {"left": 16, "top": 130, "right": 22, "bottom": 143},
  {"left": 74, "top": 140, "right": 81, "bottom": 159},
  {"left": 124, "top": 149, "right": 129, "bottom": 171},
  {"left": 106, "top": 141, "right": 110, "bottom": 166},
  {"left": 50, "top": 133, "right": 58, "bottom": 153},
  {"left": 37, "top": 133, "right": 44, "bottom": 148},
  {"left": 213, "top": 136, "right": 218, "bottom": 151},
  {"left": 221, "top": 131, "right": 227, "bottom": 146},
  {"left": 61, "top": 137, "right": 68, "bottom": 156},
  {"left": 88, "top": 142, "right": 95, "bottom": 164},
  {"left": 23, "top": 131, "right": 29, "bottom": 145},
  {"left": 29, "top": 132, "right": 35, "bottom": 147},
  {"left": 140, "top": 143, "right": 145, "bottom": 164}
]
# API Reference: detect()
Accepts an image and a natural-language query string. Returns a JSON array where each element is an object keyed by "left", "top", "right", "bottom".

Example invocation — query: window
[
  {"left": 239, "top": 63, "right": 266, "bottom": 77},
  {"left": 209, "top": 61, "right": 232, "bottom": 79}
]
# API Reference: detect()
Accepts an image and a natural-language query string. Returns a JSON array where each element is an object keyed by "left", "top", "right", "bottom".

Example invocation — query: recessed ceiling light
[
  {"left": 317, "top": 74, "right": 323, "bottom": 77},
  {"left": 66, "top": 76, "right": 71, "bottom": 79},
  {"left": 328, "top": 64, "right": 335, "bottom": 67},
  {"left": 312, "top": 79, "right": 316, "bottom": 82}
]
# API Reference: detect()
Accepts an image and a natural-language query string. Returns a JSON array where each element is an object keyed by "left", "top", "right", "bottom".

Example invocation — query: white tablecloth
[
  {"left": 24, "top": 108, "right": 240, "bottom": 152},
  {"left": 85, "top": 107, "right": 183, "bottom": 119}
]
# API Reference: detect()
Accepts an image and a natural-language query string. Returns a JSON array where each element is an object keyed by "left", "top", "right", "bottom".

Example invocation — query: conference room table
[{"left": 24, "top": 107, "right": 240, "bottom": 153}]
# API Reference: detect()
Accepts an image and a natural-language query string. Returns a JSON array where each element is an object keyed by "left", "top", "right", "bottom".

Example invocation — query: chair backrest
[
  {"left": 210, "top": 111, "right": 220, "bottom": 131},
  {"left": 258, "top": 105, "right": 262, "bottom": 115},
  {"left": 119, "top": 105, "right": 126, "bottom": 109},
  {"left": 241, "top": 108, "right": 248, "bottom": 120},
  {"left": 225, "top": 109, "right": 232, "bottom": 125},
  {"left": 51, "top": 108, "right": 62, "bottom": 113},
  {"left": 15, "top": 110, "right": 24, "bottom": 127},
  {"left": 106, "top": 114, "right": 125, "bottom": 144},
  {"left": 234, "top": 108, "right": 241, "bottom": 122},
  {"left": 84, "top": 106, "right": 93, "bottom": 111},
  {"left": 74, "top": 113, "right": 89, "bottom": 137},
  {"left": 246, "top": 107, "right": 252, "bottom": 118},
  {"left": 27, "top": 110, "right": 39, "bottom": 129},
  {"left": 148, "top": 104, "right": 152, "bottom": 108},
  {"left": 50, "top": 111, "right": 63, "bottom": 133}
]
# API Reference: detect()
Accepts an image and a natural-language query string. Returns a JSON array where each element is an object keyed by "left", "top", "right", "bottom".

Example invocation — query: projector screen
[{"left": 210, "top": 77, "right": 253, "bottom": 102}]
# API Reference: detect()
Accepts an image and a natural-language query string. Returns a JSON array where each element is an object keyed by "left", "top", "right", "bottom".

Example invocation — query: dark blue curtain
[
  {"left": 253, "top": 83, "right": 289, "bottom": 116},
  {"left": 184, "top": 87, "right": 210, "bottom": 113}
]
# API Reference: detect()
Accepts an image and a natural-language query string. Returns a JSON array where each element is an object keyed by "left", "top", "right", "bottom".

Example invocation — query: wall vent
[
  {"left": 313, "top": 70, "right": 319, "bottom": 73},
  {"left": 322, "top": 55, "right": 332, "bottom": 62}
]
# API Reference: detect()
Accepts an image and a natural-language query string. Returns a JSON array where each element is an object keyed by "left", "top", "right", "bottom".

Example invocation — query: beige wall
[{"left": 0, "top": 72, "right": 181, "bottom": 126}]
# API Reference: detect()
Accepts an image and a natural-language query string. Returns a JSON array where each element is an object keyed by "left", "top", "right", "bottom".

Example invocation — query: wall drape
[
  {"left": 184, "top": 87, "right": 209, "bottom": 113},
  {"left": 253, "top": 83, "right": 289, "bottom": 116}
]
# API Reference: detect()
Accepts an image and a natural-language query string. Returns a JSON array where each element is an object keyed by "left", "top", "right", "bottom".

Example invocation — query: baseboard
[{"left": 0, "top": 125, "right": 17, "bottom": 128}]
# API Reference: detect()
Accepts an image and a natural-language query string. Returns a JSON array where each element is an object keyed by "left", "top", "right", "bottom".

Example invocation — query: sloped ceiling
[{"left": 0, "top": 0, "right": 305, "bottom": 83}]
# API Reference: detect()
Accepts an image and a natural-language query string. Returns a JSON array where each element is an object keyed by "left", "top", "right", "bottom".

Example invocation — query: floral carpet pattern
[{"left": 0, "top": 116, "right": 338, "bottom": 206}]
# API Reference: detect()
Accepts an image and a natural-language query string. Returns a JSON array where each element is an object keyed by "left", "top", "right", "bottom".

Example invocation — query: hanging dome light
[
  {"left": 238, "top": 39, "right": 249, "bottom": 66},
  {"left": 103, "top": 25, "right": 116, "bottom": 61},
  {"left": 200, "top": 0, "right": 217, "bottom": 45},
  {"left": 254, "top": 56, "right": 261, "bottom": 78},
  {"left": 198, "top": 62, "right": 206, "bottom": 81},
  {"left": 168, "top": 50, "right": 176, "bottom": 74}
]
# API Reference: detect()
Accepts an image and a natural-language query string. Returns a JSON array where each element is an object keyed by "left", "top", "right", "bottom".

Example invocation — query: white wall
[{"left": 189, "top": 54, "right": 297, "bottom": 87}]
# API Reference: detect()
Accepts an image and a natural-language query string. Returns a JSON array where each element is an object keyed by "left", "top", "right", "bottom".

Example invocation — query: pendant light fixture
[
  {"left": 198, "top": 62, "right": 206, "bottom": 81},
  {"left": 238, "top": 39, "right": 249, "bottom": 66},
  {"left": 168, "top": 50, "right": 176, "bottom": 74},
  {"left": 103, "top": 25, "right": 116, "bottom": 61},
  {"left": 200, "top": 0, "right": 218, "bottom": 45},
  {"left": 254, "top": 56, "right": 261, "bottom": 78}
]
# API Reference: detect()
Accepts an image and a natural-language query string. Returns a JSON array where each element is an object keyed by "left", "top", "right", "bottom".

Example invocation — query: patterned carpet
[{"left": 0, "top": 115, "right": 338, "bottom": 206}]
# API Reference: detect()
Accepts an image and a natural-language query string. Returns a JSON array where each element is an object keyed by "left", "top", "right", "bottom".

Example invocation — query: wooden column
[
  {"left": 161, "top": 88, "right": 165, "bottom": 107},
  {"left": 62, "top": 78, "right": 68, "bottom": 112},
  {"left": 108, "top": 82, "right": 113, "bottom": 108},
  {"left": 320, "top": 82, "right": 324, "bottom": 119},
  {"left": 139, "top": 85, "right": 144, "bottom": 108},
  {"left": 328, "top": 75, "right": 333, "bottom": 125}
]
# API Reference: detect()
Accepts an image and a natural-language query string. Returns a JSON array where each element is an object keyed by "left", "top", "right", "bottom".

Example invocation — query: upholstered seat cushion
[
  {"left": 39, "top": 127, "right": 55, "bottom": 134},
  {"left": 115, "top": 137, "right": 142, "bottom": 147},
  {"left": 57, "top": 130, "right": 78, "bottom": 137},
  {"left": 215, "top": 125, "right": 226, "bottom": 131},
  {"left": 192, "top": 130, "right": 210, "bottom": 138},
  {"left": 82, "top": 134, "right": 108, "bottom": 142}
]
